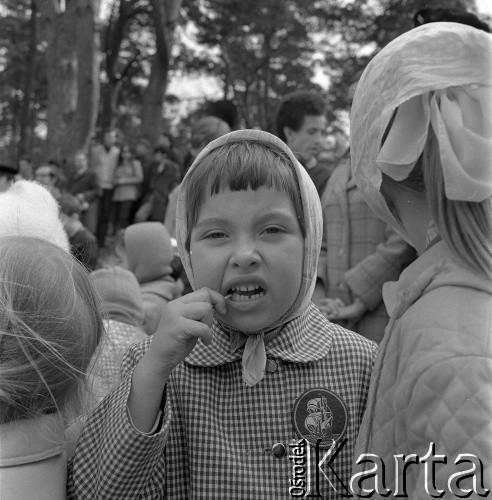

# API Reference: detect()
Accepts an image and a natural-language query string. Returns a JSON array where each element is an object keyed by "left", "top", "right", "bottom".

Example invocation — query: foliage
[
  {"left": 0, "top": 0, "right": 46, "bottom": 161},
  {"left": 0, "top": 0, "right": 483, "bottom": 162},
  {"left": 180, "top": 0, "right": 325, "bottom": 131},
  {"left": 314, "top": 0, "right": 477, "bottom": 115}
]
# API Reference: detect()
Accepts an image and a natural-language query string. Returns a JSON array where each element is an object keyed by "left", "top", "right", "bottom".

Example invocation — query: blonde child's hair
[
  {"left": 0, "top": 236, "right": 103, "bottom": 423},
  {"left": 382, "top": 128, "right": 492, "bottom": 277},
  {"left": 183, "top": 139, "right": 305, "bottom": 249}
]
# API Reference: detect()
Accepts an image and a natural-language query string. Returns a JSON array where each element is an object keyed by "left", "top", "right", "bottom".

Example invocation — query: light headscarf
[
  {"left": 351, "top": 23, "right": 492, "bottom": 242},
  {"left": 176, "top": 129, "right": 323, "bottom": 385}
]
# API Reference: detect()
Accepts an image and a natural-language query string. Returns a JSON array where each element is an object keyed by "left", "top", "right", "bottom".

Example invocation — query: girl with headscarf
[
  {"left": 350, "top": 23, "right": 492, "bottom": 497},
  {"left": 68, "top": 130, "right": 377, "bottom": 499}
]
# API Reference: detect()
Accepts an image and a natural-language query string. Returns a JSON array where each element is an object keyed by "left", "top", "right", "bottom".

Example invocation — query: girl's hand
[
  {"left": 128, "top": 288, "right": 226, "bottom": 433},
  {"left": 144, "top": 287, "right": 227, "bottom": 378},
  {"left": 317, "top": 297, "right": 367, "bottom": 329}
]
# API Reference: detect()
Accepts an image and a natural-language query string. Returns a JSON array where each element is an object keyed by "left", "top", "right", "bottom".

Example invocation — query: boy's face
[
  {"left": 190, "top": 186, "right": 304, "bottom": 332},
  {"left": 284, "top": 115, "right": 327, "bottom": 164}
]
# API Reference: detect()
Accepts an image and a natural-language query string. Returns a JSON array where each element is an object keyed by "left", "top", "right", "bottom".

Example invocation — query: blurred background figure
[
  {"left": 88, "top": 266, "right": 147, "bottom": 407},
  {"left": 112, "top": 144, "right": 143, "bottom": 234},
  {"left": 123, "top": 222, "right": 183, "bottom": 335},
  {"left": 181, "top": 115, "right": 231, "bottom": 174},
  {"left": 275, "top": 89, "right": 335, "bottom": 197},
  {"left": 314, "top": 73, "right": 416, "bottom": 343},
  {"left": 165, "top": 116, "right": 231, "bottom": 237},
  {"left": 34, "top": 161, "right": 64, "bottom": 198},
  {"left": 58, "top": 193, "right": 99, "bottom": 272},
  {"left": 134, "top": 145, "right": 180, "bottom": 224},
  {"left": 91, "top": 130, "right": 119, "bottom": 248},
  {"left": 68, "top": 151, "right": 101, "bottom": 234},
  {"left": 156, "top": 132, "right": 183, "bottom": 172},
  {"left": 204, "top": 99, "right": 240, "bottom": 131}
]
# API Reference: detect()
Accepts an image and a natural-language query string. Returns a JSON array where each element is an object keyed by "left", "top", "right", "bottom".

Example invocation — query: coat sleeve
[
  {"left": 67, "top": 338, "right": 171, "bottom": 499},
  {"left": 404, "top": 354, "right": 492, "bottom": 497},
  {"left": 344, "top": 225, "right": 415, "bottom": 310}
]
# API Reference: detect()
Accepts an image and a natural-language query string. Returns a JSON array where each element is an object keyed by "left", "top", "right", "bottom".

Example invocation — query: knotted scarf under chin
[{"left": 228, "top": 327, "right": 282, "bottom": 386}]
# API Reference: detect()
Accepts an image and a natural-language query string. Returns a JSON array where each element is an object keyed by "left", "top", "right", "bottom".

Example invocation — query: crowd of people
[{"left": 0, "top": 8, "right": 491, "bottom": 499}]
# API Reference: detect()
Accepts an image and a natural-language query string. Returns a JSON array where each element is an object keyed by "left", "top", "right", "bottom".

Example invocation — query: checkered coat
[
  {"left": 68, "top": 131, "right": 377, "bottom": 499},
  {"left": 318, "top": 157, "right": 415, "bottom": 343},
  {"left": 68, "top": 304, "right": 377, "bottom": 499}
]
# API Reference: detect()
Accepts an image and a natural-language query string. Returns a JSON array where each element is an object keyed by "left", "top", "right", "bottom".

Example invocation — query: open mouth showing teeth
[{"left": 227, "top": 284, "right": 265, "bottom": 302}]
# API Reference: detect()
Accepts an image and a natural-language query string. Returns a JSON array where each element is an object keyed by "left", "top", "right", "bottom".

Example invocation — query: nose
[{"left": 229, "top": 240, "right": 261, "bottom": 270}]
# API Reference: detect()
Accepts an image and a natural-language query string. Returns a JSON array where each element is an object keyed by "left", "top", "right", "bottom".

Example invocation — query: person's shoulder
[{"left": 330, "top": 323, "right": 378, "bottom": 357}]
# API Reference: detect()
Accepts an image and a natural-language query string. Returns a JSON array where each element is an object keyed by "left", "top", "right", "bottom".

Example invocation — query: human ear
[{"left": 283, "top": 126, "right": 295, "bottom": 143}]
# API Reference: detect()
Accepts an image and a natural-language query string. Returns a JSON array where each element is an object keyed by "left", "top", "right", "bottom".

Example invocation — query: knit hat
[
  {"left": 90, "top": 266, "right": 144, "bottom": 327},
  {"left": 124, "top": 222, "right": 175, "bottom": 284},
  {"left": 0, "top": 180, "right": 69, "bottom": 252}
]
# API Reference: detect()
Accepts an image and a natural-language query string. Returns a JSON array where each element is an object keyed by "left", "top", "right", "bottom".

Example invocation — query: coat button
[
  {"left": 265, "top": 358, "right": 278, "bottom": 373},
  {"left": 271, "top": 443, "right": 286, "bottom": 458}
]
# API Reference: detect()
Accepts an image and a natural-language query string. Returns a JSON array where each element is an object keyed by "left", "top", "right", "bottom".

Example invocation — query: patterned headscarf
[
  {"left": 351, "top": 23, "right": 492, "bottom": 242},
  {"left": 176, "top": 130, "right": 323, "bottom": 385}
]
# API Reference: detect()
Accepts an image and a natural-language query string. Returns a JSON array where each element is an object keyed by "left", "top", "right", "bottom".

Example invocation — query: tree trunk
[
  {"left": 97, "top": 0, "right": 134, "bottom": 134},
  {"left": 64, "top": 0, "right": 101, "bottom": 158},
  {"left": 39, "top": 0, "right": 76, "bottom": 161},
  {"left": 18, "top": 0, "right": 37, "bottom": 160},
  {"left": 141, "top": 0, "right": 181, "bottom": 145},
  {"left": 38, "top": 0, "right": 100, "bottom": 163}
]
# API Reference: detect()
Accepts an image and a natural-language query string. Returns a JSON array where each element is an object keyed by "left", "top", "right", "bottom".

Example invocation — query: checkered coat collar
[{"left": 186, "top": 303, "right": 332, "bottom": 366}]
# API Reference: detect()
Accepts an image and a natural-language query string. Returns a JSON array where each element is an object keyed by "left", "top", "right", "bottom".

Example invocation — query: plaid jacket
[
  {"left": 318, "top": 158, "right": 415, "bottom": 342},
  {"left": 68, "top": 304, "right": 377, "bottom": 499}
]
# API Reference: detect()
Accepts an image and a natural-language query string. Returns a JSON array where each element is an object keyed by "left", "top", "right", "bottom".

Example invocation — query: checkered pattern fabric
[
  {"left": 85, "top": 319, "right": 148, "bottom": 411},
  {"left": 68, "top": 304, "right": 377, "bottom": 499}
]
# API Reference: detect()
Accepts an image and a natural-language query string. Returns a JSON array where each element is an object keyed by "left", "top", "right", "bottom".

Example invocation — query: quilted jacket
[
  {"left": 352, "top": 240, "right": 492, "bottom": 498},
  {"left": 0, "top": 413, "right": 67, "bottom": 500}
]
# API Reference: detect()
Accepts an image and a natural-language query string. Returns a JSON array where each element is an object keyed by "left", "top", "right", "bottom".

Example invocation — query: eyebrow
[
  {"left": 193, "top": 217, "right": 229, "bottom": 229},
  {"left": 194, "top": 209, "right": 297, "bottom": 229}
]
